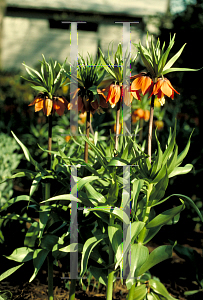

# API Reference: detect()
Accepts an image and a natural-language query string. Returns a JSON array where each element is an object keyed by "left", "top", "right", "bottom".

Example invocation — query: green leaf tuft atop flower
[
  {"left": 22, "top": 55, "right": 70, "bottom": 116},
  {"left": 64, "top": 53, "right": 108, "bottom": 114},
  {"left": 133, "top": 33, "right": 202, "bottom": 79}
]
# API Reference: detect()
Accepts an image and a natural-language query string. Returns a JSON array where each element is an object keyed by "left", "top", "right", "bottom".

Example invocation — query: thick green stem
[
  {"left": 84, "top": 109, "right": 90, "bottom": 163},
  {"left": 47, "top": 114, "right": 52, "bottom": 170},
  {"left": 69, "top": 279, "right": 77, "bottom": 300},
  {"left": 45, "top": 181, "right": 53, "bottom": 300},
  {"left": 47, "top": 254, "right": 54, "bottom": 300},
  {"left": 128, "top": 183, "right": 153, "bottom": 298},
  {"left": 46, "top": 113, "right": 53, "bottom": 299},
  {"left": 139, "top": 118, "right": 144, "bottom": 142},
  {"left": 148, "top": 95, "right": 155, "bottom": 163},
  {"left": 106, "top": 215, "right": 114, "bottom": 300},
  {"left": 127, "top": 282, "right": 136, "bottom": 300},
  {"left": 115, "top": 97, "right": 121, "bottom": 153},
  {"left": 138, "top": 183, "right": 153, "bottom": 244}
]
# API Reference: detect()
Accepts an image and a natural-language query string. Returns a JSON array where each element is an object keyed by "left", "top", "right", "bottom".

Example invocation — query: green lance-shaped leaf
[
  {"left": 0, "top": 195, "right": 38, "bottom": 212},
  {"left": 149, "top": 170, "right": 169, "bottom": 206},
  {"left": 138, "top": 42, "right": 156, "bottom": 78},
  {"left": 0, "top": 264, "right": 24, "bottom": 282},
  {"left": 115, "top": 221, "right": 145, "bottom": 270},
  {"left": 0, "top": 170, "right": 36, "bottom": 183},
  {"left": 57, "top": 142, "right": 70, "bottom": 165},
  {"left": 53, "top": 58, "right": 67, "bottom": 89},
  {"left": 143, "top": 225, "right": 162, "bottom": 244},
  {"left": 1, "top": 213, "right": 34, "bottom": 223},
  {"left": 85, "top": 206, "right": 130, "bottom": 224},
  {"left": 149, "top": 279, "right": 178, "bottom": 300},
  {"left": 126, "top": 244, "right": 149, "bottom": 290},
  {"left": 21, "top": 76, "right": 41, "bottom": 85},
  {"left": 176, "top": 130, "right": 193, "bottom": 166},
  {"left": 40, "top": 234, "right": 59, "bottom": 251},
  {"left": 99, "top": 49, "right": 116, "bottom": 79},
  {"left": 11, "top": 132, "right": 44, "bottom": 173},
  {"left": 151, "top": 164, "right": 167, "bottom": 184},
  {"left": 24, "top": 221, "right": 40, "bottom": 248},
  {"left": 168, "top": 164, "right": 193, "bottom": 178},
  {"left": 150, "top": 130, "right": 163, "bottom": 177},
  {"left": 89, "top": 266, "right": 108, "bottom": 286},
  {"left": 29, "top": 248, "right": 49, "bottom": 282},
  {"left": 31, "top": 86, "right": 49, "bottom": 93},
  {"left": 0, "top": 290, "right": 12, "bottom": 300},
  {"left": 59, "top": 243, "right": 83, "bottom": 253},
  {"left": 85, "top": 182, "right": 106, "bottom": 205},
  {"left": 162, "top": 67, "right": 203, "bottom": 75},
  {"left": 131, "top": 179, "right": 145, "bottom": 213},
  {"left": 22, "top": 62, "right": 44, "bottom": 82},
  {"left": 162, "top": 122, "right": 176, "bottom": 167},
  {"left": 79, "top": 127, "right": 108, "bottom": 167},
  {"left": 108, "top": 224, "right": 123, "bottom": 268},
  {"left": 146, "top": 203, "right": 184, "bottom": 228},
  {"left": 157, "top": 34, "right": 175, "bottom": 75},
  {"left": 106, "top": 179, "right": 119, "bottom": 205},
  {"left": 152, "top": 193, "right": 203, "bottom": 222},
  {"left": 147, "top": 292, "right": 161, "bottom": 300},
  {"left": 108, "top": 157, "right": 129, "bottom": 166},
  {"left": 163, "top": 43, "right": 186, "bottom": 71},
  {"left": 71, "top": 175, "right": 104, "bottom": 195},
  {"left": 38, "top": 205, "right": 51, "bottom": 240},
  {"left": 40, "top": 194, "right": 82, "bottom": 204},
  {"left": 133, "top": 284, "right": 148, "bottom": 300},
  {"left": 80, "top": 234, "right": 107, "bottom": 278},
  {"left": 137, "top": 243, "right": 175, "bottom": 276},
  {"left": 30, "top": 172, "right": 42, "bottom": 199},
  {"left": 167, "top": 144, "right": 178, "bottom": 175},
  {"left": 151, "top": 36, "right": 158, "bottom": 75},
  {"left": 5, "top": 247, "right": 34, "bottom": 263}
]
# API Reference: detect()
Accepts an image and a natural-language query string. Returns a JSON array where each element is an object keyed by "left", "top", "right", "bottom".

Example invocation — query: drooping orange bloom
[
  {"left": 70, "top": 88, "right": 108, "bottom": 114},
  {"left": 132, "top": 108, "right": 150, "bottom": 123},
  {"left": 105, "top": 84, "right": 133, "bottom": 107},
  {"left": 154, "top": 120, "right": 164, "bottom": 130},
  {"left": 131, "top": 73, "right": 154, "bottom": 100},
  {"left": 28, "top": 93, "right": 70, "bottom": 116},
  {"left": 122, "top": 85, "right": 133, "bottom": 106},
  {"left": 152, "top": 78, "right": 180, "bottom": 105},
  {"left": 106, "top": 84, "right": 121, "bottom": 108}
]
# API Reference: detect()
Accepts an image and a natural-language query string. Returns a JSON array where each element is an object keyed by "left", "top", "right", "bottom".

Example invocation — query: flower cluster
[
  {"left": 132, "top": 108, "right": 150, "bottom": 123},
  {"left": 131, "top": 73, "right": 179, "bottom": 105},
  {"left": 29, "top": 93, "right": 70, "bottom": 116},
  {"left": 70, "top": 87, "right": 108, "bottom": 114}
]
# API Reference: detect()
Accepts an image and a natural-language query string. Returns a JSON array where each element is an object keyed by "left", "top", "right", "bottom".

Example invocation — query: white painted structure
[{"left": 2, "top": 0, "right": 168, "bottom": 71}]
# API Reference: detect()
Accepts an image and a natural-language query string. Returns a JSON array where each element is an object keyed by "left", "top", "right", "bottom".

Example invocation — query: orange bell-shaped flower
[
  {"left": 131, "top": 73, "right": 154, "bottom": 100},
  {"left": 106, "top": 84, "right": 121, "bottom": 108},
  {"left": 153, "top": 78, "right": 180, "bottom": 104}
]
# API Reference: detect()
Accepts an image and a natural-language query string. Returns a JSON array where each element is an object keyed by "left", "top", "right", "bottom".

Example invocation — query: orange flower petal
[
  {"left": 134, "top": 108, "right": 145, "bottom": 118},
  {"left": 153, "top": 78, "right": 179, "bottom": 100},
  {"left": 131, "top": 90, "right": 141, "bottom": 101},
  {"left": 43, "top": 98, "right": 53, "bottom": 116},
  {"left": 34, "top": 98, "right": 44, "bottom": 112},
  {"left": 142, "top": 76, "right": 153, "bottom": 95},
  {"left": 106, "top": 84, "right": 121, "bottom": 107},
  {"left": 99, "top": 94, "right": 108, "bottom": 108},
  {"left": 144, "top": 110, "right": 150, "bottom": 121},
  {"left": 53, "top": 99, "right": 65, "bottom": 116},
  {"left": 78, "top": 96, "right": 84, "bottom": 112},
  {"left": 160, "top": 80, "right": 173, "bottom": 98},
  {"left": 91, "top": 99, "right": 99, "bottom": 110}
]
